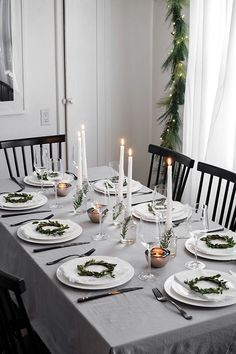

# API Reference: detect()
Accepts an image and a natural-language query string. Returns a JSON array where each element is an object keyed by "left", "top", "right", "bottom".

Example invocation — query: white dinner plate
[
  {"left": 0, "top": 192, "right": 48, "bottom": 210},
  {"left": 185, "top": 238, "right": 236, "bottom": 261},
  {"left": 17, "top": 220, "right": 82, "bottom": 244},
  {"left": 24, "top": 173, "right": 73, "bottom": 187},
  {"left": 56, "top": 256, "right": 134, "bottom": 290},
  {"left": 164, "top": 274, "right": 236, "bottom": 307},
  {"left": 132, "top": 201, "right": 188, "bottom": 223},
  {"left": 197, "top": 232, "right": 236, "bottom": 256},
  {"left": 93, "top": 179, "right": 142, "bottom": 195},
  {"left": 172, "top": 269, "right": 236, "bottom": 302}
]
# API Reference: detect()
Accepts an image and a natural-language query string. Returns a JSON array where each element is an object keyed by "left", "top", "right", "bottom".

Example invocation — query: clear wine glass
[
  {"left": 33, "top": 147, "right": 49, "bottom": 193},
  {"left": 184, "top": 204, "right": 208, "bottom": 270},
  {"left": 138, "top": 215, "right": 161, "bottom": 281},
  {"left": 48, "top": 158, "right": 64, "bottom": 209},
  {"left": 91, "top": 186, "right": 110, "bottom": 241}
]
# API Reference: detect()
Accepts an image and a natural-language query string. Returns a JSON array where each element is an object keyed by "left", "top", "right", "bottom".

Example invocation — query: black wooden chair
[
  {"left": 0, "top": 134, "right": 66, "bottom": 178},
  {"left": 0, "top": 80, "right": 14, "bottom": 101},
  {"left": 147, "top": 144, "right": 195, "bottom": 201},
  {"left": 0, "top": 269, "right": 50, "bottom": 354},
  {"left": 196, "top": 162, "right": 236, "bottom": 231}
]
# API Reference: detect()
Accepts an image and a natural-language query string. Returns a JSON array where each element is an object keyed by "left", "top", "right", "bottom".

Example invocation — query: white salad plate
[
  {"left": 24, "top": 173, "right": 73, "bottom": 187},
  {"left": 164, "top": 269, "right": 236, "bottom": 307},
  {"left": 17, "top": 219, "right": 82, "bottom": 244},
  {"left": 0, "top": 192, "right": 48, "bottom": 211},
  {"left": 56, "top": 256, "right": 134, "bottom": 290}
]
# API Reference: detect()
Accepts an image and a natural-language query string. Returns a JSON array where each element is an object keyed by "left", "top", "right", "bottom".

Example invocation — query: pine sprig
[
  {"left": 157, "top": 0, "right": 189, "bottom": 149},
  {"left": 73, "top": 189, "right": 84, "bottom": 210},
  {"left": 121, "top": 216, "right": 132, "bottom": 239}
]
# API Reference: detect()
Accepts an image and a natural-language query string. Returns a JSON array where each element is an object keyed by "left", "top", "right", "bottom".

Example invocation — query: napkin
[{"left": 174, "top": 271, "right": 236, "bottom": 302}]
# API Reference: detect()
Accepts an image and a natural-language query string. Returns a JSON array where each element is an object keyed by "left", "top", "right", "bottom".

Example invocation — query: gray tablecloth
[{"left": 0, "top": 170, "right": 236, "bottom": 354}]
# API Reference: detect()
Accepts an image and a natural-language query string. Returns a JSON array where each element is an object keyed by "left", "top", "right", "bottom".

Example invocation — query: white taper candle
[
  {"left": 126, "top": 148, "right": 133, "bottom": 215},
  {"left": 166, "top": 157, "right": 172, "bottom": 229},
  {"left": 81, "top": 124, "right": 88, "bottom": 180}
]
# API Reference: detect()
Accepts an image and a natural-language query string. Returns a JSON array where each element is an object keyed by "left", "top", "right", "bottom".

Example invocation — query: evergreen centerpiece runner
[
  {"left": 4, "top": 193, "right": 33, "bottom": 203},
  {"left": 77, "top": 259, "right": 117, "bottom": 278},
  {"left": 200, "top": 234, "right": 236, "bottom": 249}
]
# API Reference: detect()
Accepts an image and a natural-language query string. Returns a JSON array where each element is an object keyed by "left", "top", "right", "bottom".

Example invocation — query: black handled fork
[{"left": 152, "top": 288, "right": 192, "bottom": 320}]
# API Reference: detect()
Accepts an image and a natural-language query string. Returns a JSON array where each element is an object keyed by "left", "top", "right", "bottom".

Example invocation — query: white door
[{"left": 65, "top": 0, "right": 101, "bottom": 172}]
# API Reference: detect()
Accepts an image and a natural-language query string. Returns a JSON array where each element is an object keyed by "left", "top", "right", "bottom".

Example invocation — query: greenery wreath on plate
[
  {"left": 184, "top": 274, "right": 229, "bottom": 295},
  {"left": 200, "top": 234, "right": 236, "bottom": 249},
  {"left": 77, "top": 259, "right": 117, "bottom": 278},
  {"left": 33, "top": 220, "right": 69, "bottom": 236},
  {"left": 36, "top": 172, "right": 59, "bottom": 180},
  {"left": 4, "top": 193, "right": 33, "bottom": 203}
]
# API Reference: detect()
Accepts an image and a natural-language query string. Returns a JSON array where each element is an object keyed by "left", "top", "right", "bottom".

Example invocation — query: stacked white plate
[
  {"left": 0, "top": 192, "right": 48, "bottom": 210},
  {"left": 185, "top": 231, "right": 236, "bottom": 261},
  {"left": 164, "top": 269, "right": 236, "bottom": 307},
  {"left": 132, "top": 201, "right": 189, "bottom": 223},
  {"left": 24, "top": 173, "right": 73, "bottom": 187},
  {"left": 56, "top": 256, "right": 134, "bottom": 290},
  {"left": 17, "top": 219, "right": 82, "bottom": 244}
]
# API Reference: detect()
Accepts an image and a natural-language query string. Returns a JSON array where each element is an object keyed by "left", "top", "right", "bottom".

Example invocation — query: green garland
[
  {"left": 4, "top": 193, "right": 33, "bottom": 203},
  {"left": 200, "top": 234, "right": 236, "bottom": 249},
  {"left": 77, "top": 259, "right": 117, "bottom": 278},
  {"left": 184, "top": 274, "right": 229, "bottom": 295},
  {"left": 158, "top": 0, "right": 189, "bottom": 149},
  {"left": 33, "top": 220, "right": 69, "bottom": 236}
]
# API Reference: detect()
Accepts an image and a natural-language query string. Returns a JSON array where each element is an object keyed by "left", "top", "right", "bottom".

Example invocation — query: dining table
[{"left": 0, "top": 166, "right": 236, "bottom": 354}]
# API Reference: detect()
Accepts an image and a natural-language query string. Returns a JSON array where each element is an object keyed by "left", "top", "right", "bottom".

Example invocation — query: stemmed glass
[
  {"left": 184, "top": 204, "right": 209, "bottom": 270},
  {"left": 33, "top": 147, "right": 49, "bottom": 193},
  {"left": 138, "top": 215, "right": 161, "bottom": 281},
  {"left": 91, "top": 185, "right": 110, "bottom": 241},
  {"left": 48, "top": 158, "right": 64, "bottom": 209}
]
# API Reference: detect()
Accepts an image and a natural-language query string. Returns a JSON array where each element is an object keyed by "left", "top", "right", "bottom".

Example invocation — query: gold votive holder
[
  {"left": 87, "top": 207, "right": 108, "bottom": 223},
  {"left": 57, "top": 182, "right": 72, "bottom": 197},
  {"left": 145, "top": 247, "right": 170, "bottom": 268}
]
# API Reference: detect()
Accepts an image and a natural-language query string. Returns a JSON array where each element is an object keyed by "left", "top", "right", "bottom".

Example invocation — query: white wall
[
  {"left": 0, "top": 0, "right": 62, "bottom": 178},
  {"left": 0, "top": 0, "right": 172, "bottom": 183},
  {"left": 106, "top": 0, "right": 171, "bottom": 183}
]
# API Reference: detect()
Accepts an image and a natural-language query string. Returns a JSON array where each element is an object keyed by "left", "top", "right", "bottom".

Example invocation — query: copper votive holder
[
  {"left": 87, "top": 207, "right": 108, "bottom": 223},
  {"left": 145, "top": 247, "right": 170, "bottom": 268},
  {"left": 57, "top": 183, "right": 72, "bottom": 197}
]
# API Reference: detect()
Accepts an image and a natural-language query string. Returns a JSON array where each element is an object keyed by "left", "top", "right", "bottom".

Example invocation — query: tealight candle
[
  {"left": 145, "top": 247, "right": 170, "bottom": 268},
  {"left": 57, "top": 182, "right": 72, "bottom": 197}
]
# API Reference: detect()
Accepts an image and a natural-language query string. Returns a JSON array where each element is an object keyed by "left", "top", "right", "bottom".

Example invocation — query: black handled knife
[
  {"left": 33, "top": 242, "right": 90, "bottom": 253},
  {"left": 77, "top": 287, "right": 143, "bottom": 303},
  {"left": 1, "top": 210, "right": 52, "bottom": 218}
]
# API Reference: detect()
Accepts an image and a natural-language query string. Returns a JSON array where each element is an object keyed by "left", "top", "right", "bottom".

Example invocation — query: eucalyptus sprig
[
  {"left": 33, "top": 220, "right": 69, "bottom": 236},
  {"left": 4, "top": 193, "right": 33, "bottom": 204},
  {"left": 77, "top": 259, "right": 117, "bottom": 278},
  {"left": 184, "top": 274, "right": 229, "bottom": 295},
  {"left": 200, "top": 234, "right": 236, "bottom": 249}
]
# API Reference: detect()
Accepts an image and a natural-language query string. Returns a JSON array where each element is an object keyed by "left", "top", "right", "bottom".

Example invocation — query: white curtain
[{"left": 183, "top": 0, "right": 236, "bottom": 202}]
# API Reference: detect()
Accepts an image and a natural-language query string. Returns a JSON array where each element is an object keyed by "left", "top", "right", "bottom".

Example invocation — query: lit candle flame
[
  {"left": 128, "top": 148, "right": 132, "bottom": 156},
  {"left": 167, "top": 157, "right": 172, "bottom": 166},
  {"left": 121, "top": 138, "right": 125, "bottom": 146}
]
